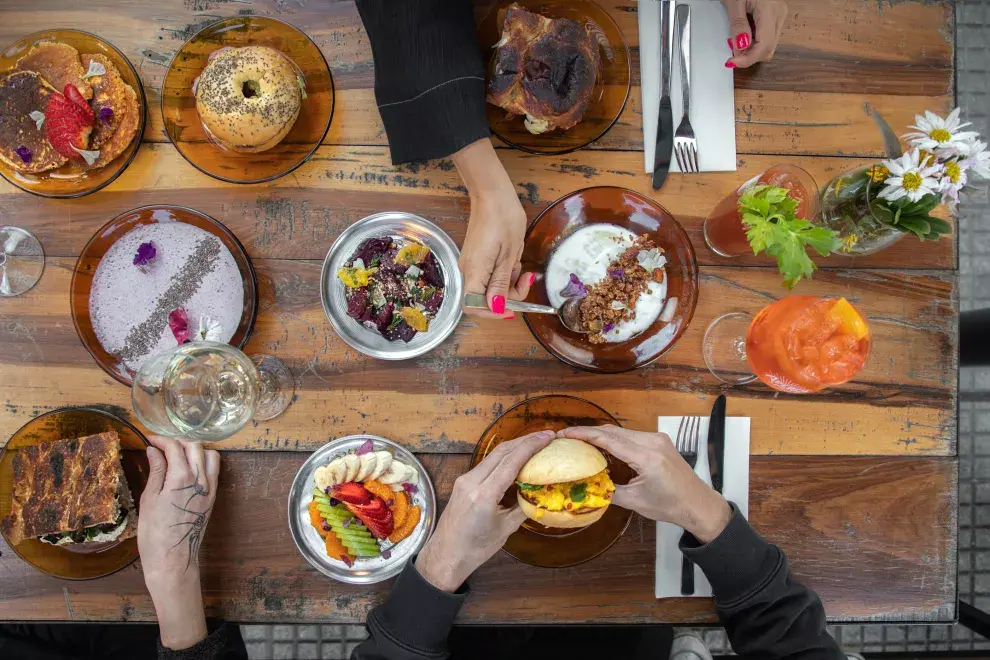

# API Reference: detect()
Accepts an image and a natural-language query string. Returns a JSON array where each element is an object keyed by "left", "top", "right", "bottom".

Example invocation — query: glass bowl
[
  {"left": 522, "top": 186, "right": 699, "bottom": 373},
  {"left": 70, "top": 205, "right": 258, "bottom": 386},
  {"left": 0, "top": 407, "right": 150, "bottom": 580},
  {"left": 0, "top": 29, "right": 146, "bottom": 198},
  {"left": 471, "top": 395, "right": 633, "bottom": 568},
  {"left": 477, "top": 0, "right": 631, "bottom": 155},
  {"left": 161, "top": 16, "right": 334, "bottom": 184}
]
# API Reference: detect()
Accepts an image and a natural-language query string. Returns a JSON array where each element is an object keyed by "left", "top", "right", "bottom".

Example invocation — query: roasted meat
[{"left": 487, "top": 4, "right": 601, "bottom": 133}]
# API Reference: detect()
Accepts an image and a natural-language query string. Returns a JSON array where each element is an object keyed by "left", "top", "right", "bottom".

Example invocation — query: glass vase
[{"left": 817, "top": 165, "right": 904, "bottom": 256}]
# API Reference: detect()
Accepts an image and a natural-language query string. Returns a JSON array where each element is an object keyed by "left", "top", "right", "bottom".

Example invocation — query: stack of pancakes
[{"left": 0, "top": 41, "right": 139, "bottom": 174}]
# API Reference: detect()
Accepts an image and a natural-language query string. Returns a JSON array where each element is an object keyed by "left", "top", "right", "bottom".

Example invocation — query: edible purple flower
[
  {"left": 329, "top": 497, "right": 340, "bottom": 507},
  {"left": 15, "top": 146, "right": 31, "bottom": 164},
  {"left": 321, "top": 521, "right": 331, "bottom": 532},
  {"left": 133, "top": 241, "right": 157, "bottom": 272},
  {"left": 381, "top": 548, "right": 392, "bottom": 560},
  {"left": 608, "top": 268, "right": 625, "bottom": 278},
  {"left": 401, "top": 483, "right": 419, "bottom": 494},
  {"left": 100, "top": 107, "right": 114, "bottom": 125},
  {"left": 342, "top": 555, "right": 354, "bottom": 567},
  {"left": 559, "top": 273, "right": 588, "bottom": 299},
  {"left": 168, "top": 308, "right": 190, "bottom": 344},
  {"left": 356, "top": 439, "right": 374, "bottom": 456},
  {"left": 603, "top": 323, "right": 615, "bottom": 333},
  {"left": 342, "top": 517, "right": 353, "bottom": 528}
]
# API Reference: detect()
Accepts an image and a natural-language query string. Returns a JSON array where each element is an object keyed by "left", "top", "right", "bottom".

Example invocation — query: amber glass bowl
[
  {"left": 471, "top": 395, "right": 633, "bottom": 567},
  {"left": 70, "top": 205, "right": 259, "bottom": 386},
  {"left": 477, "top": 0, "right": 631, "bottom": 155},
  {"left": 0, "top": 407, "right": 150, "bottom": 580},
  {"left": 161, "top": 16, "right": 334, "bottom": 184},
  {"left": 0, "top": 30, "right": 146, "bottom": 198},
  {"left": 522, "top": 186, "right": 699, "bottom": 373}
]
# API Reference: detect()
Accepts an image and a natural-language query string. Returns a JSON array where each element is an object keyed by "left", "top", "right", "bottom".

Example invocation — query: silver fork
[
  {"left": 675, "top": 415, "right": 701, "bottom": 595},
  {"left": 672, "top": 5, "right": 698, "bottom": 174}
]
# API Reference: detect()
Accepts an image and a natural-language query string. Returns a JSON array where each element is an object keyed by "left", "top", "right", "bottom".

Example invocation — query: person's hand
[
  {"left": 138, "top": 435, "right": 220, "bottom": 650},
  {"left": 721, "top": 0, "right": 788, "bottom": 69},
  {"left": 415, "top": 430, "right": 555, "bottom": 591},
  {"left": 559, "top": 426, "right": 732, "bottom": 543},
  {"left": 452, "top": 138, "right": 534, "bottom": 318}
]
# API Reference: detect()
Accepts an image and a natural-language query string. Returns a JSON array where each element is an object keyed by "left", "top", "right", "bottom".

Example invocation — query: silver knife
[
  {"left": 871, "top": 108, "right": 903, "bottom": 159},
  {"left": 707, "top": 394, "right": 726, "bottom": 494},
  {"left": 651, "top": 0, "right": 674, "bottom": 190}
]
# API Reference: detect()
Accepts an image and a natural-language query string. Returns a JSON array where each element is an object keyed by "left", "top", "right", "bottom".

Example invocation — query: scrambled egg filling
[{"left": 518, "top": 469, "right": 614, "bottom": 515}]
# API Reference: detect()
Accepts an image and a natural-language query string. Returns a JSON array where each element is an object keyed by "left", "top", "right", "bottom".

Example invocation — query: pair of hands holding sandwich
[{"left": 415, "top": 425, "right": 733, "bottom": 593}]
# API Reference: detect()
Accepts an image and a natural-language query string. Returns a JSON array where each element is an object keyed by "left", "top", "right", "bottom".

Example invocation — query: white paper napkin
[
  {"left": 655, "top": 415, "right": 750, "bottom": 599},
  {"left": 638, "top": 0, "right": 738, "bottom": 173}
]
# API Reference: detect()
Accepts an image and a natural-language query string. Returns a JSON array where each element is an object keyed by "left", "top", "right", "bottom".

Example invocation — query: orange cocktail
[{"left": 746, "top": 296, "right": 871, "bottom": 393}]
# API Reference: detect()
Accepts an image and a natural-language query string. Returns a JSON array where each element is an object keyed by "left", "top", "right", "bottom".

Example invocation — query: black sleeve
[
  {"left": 355, "top": 0, "right": 490, "bottom": 164},
  {"left": 681, "top": 505, "right": 843, "bottom": 660},
  {"left": 352, "top": 561, "right": 468, "bottom": 660},
  {"left": 158, "top": 619, "right": 247, "bottom": 660}
]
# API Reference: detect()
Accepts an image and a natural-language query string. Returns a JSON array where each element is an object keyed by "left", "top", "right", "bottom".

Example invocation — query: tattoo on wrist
[{"left": 170, "top": 465, "right": 212, "bottom": 571}]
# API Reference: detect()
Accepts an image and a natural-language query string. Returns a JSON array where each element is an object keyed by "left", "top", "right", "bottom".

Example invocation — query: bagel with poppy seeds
[{"left": 515, "top": 437, "right": 615, "bottom": 529}]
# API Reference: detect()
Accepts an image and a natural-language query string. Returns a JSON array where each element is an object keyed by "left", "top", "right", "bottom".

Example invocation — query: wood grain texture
[
  {"left": 0, "top": 453, "right": 957, "bottom": 623},
  {"left": 0, "top": 258, "right": 956, "bottom": 455},
  {"left": 0, "top": 146, "right": 957, "bottom": 269}
]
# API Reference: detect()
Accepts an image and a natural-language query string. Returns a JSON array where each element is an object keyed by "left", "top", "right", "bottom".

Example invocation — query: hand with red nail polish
[{"left": 721, "top": 0, "right": 788, "bottom": 69}]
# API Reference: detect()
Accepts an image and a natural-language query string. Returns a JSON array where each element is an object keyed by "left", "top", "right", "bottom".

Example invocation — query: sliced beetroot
[
  {"left": 346, "top": 287, "right": 373, "bottom": 322},
  {"left": 421, "top": 252, "right": 444, "bottom": 287},
  {"left": 384, "top": 320, "right": 417, "bottom": 343},
  {"left": 353, "top": 237, "right": 392, "bottom": 265},
  {"left": 373, "top": 303, "right": 395, "bottom": 334},
  {"left": 422, "top": 289, "right": 444, "bottom": 314}
]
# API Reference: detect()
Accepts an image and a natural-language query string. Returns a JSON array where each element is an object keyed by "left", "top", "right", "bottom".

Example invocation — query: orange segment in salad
[
  {"left": 399, "top": 307, "right": 429, "bottom": 332},
  {"left": 388, "top": 504, "right": 421, "bottom": 544},
  {"left": 395, "top": 242, "right": 430, "bottom": 265},
  {"left": 827, "top": 298, "right": 869, "bottom": 341}
]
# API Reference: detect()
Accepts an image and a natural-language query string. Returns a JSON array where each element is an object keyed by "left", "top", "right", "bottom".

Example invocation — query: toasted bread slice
[
  {"left": 0, "top": 71, "right": 67, "bottom": 173},
  {"left": 13, "top": 41, "right": 92, "bottom": 99}
]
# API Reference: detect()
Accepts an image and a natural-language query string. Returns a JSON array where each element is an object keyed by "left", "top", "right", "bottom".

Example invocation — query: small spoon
[{"left": 462, "top": 293, "right": 588, "bottom": 333}]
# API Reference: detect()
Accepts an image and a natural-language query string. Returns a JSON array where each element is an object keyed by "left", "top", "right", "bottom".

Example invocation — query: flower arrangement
[{"left": 820, "top": 109, "right": 988, "bottom": 254}]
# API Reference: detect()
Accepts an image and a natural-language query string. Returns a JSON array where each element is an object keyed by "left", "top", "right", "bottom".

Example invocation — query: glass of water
[
  {"left": 0, "top": 226, "right": 45, "bottom": 297},
  {"left": 131, "top": 342, "right": 295, "bottom": 441}
]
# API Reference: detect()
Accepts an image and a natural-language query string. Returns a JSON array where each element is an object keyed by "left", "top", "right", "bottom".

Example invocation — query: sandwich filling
[
  {"left": 40, "top": 505, "right": 129, "bottom": 546},
  {"left": 516, "top": 469, "right": 614, "bottom": 517}
]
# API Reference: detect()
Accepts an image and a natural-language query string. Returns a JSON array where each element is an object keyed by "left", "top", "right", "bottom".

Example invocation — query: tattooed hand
[{"left": 138, "top": 435, "right": 220, "bottom": 650}]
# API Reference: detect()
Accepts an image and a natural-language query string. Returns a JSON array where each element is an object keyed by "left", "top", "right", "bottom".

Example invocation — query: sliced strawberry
[
  {"left": 353, "top": 497, "right": 390, "bottom": 521},
  {"left": 331, "top": 482, "right": 372, "bottom": 506},
  {"left": 63, "top": 84, "right": 95, "bottom": 122},
  {"left": 45, "top": 91, "right": 94, "bottom": 159},
  {"left": 346, "top": 500, "right": 395, "bottom": 539}
]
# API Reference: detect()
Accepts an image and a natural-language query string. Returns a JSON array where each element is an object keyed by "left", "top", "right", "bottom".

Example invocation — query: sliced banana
[
  {"left": 403, "top": 466, "right": 419, "bottom": 485},
  {"left": 341, "top": 454, "right": 361, "bottom": 482},
  {"left": 368, "top": 451, "right": 393, "bottom": 480},
  {"left": 355, "top": 452, "right": 378, "bottom": 482},
  {"left": 377, "top": 460, "right": 409, "bottom": 485},
  {"left": 326, "top": 458, "right": 347, "bottom": 486},
  {"left": 313, "top": 465, "right": 333, "bottom": 492}
]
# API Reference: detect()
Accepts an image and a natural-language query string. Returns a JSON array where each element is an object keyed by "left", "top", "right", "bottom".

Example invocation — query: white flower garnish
[
  {"left": 524, "top": 115, "right": 550, "bottom": 135},
  {"left": 196, "top": 316, "right": 224, "bottom": 342},
  {"left": 903, "top": 108, "right": 979, "bottom": 158},
  {"left": 81, "top": 60, "right": 106, "bottom": 79},
  {"left": 962, "top": 139, "right": 990, "bottom": 181},
  {"left": 610, "top": 300, "right": 627, "bottom": 311},
  {"left": 637, "top": 248, "right": 666, "bottom": 271},
  {"left": 938, "top": 159, "right": 968, "bottom": 212},
  {"left": 405, "top": 264, "right": 422, "bottom": 279},
  {"left": 70, "top": 145, "right": 100, "bottom": 166},
  {"left": 878, "top": 149, "right": 943, "bottom": 203},
  {"left": 29, "top": 110, "right": 45, "bottom": 130},
  {"left": 352, "top": 258, "right": 366, "bottom": 270}
]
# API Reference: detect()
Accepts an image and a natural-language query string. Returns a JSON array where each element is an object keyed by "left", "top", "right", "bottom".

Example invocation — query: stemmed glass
[
  {"left": 0, "top": 226, "right": 44, "bottom": 296},
  {"left": 131, "top": 341, "right": 295, "bottom": 441}
]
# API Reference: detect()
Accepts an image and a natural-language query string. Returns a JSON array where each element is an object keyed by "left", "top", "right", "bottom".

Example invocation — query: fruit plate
[
  {"left": 161, "top": 16, "right": 334, "bottom": 184},
  {"left": 0, "top": 407, "right": 150, "bottom": 580},
  {"left": 471, "top": 395, "right": 634, "bottom": 568},
  {"left": 0, "top": 29, "right": 146, "bottom": 198},
  {"left": 288, "top": 435, "right": 437, "bottom": 585}
]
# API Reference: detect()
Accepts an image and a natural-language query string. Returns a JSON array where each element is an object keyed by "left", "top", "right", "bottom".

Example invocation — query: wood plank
[
  {"left": 0, "top": 453, "right": 957, "bottom": 623},
  {"left": 0, "top": 258, "right": 956, "bottom": 455},
  {"left": 0, "top": 2, "right": 953, "bottom": 155},
  {"left": 0, "top": 145, "right": 957, "bottom": 269}
]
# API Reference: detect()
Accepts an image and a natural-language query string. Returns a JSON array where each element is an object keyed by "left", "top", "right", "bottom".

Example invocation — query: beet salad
[{"left": 337, "top": 236, "right": 445, "bottom": 343}]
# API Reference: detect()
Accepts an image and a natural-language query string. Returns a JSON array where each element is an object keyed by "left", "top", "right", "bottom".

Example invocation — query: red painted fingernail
[
  {"left": 725, "top": 60, "right": 737, "bottom": 69},
  {"left": 727, "top": 38, "right": 734, "bottom": 51},
  {"left": 736, "top": 33, "right": 750, "bottom": 50},
  {"left": 492, "top": 295, "right": 506, "bottom": 315},
  {"left": 528, "top": 272, "right": 537, "bottom": 286}
]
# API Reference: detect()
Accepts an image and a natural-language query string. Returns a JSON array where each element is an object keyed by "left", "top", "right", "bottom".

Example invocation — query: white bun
[
  {"left": 516, "top": 492, "right": 608, "bottom": 529},
  {"left": 516, "top": 438, "right": 607, "bottom": 485}
]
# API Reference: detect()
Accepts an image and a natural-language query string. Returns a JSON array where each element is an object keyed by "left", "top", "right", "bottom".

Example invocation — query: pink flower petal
[
  {"left": 401, "top": 483, "right": 418, "bottom": 494},
  {"left": 168, "top": 308, "right": 190, "bottom": 344},
  {"left": 355, "top": 439, "right": 374, "bottom": 456}
]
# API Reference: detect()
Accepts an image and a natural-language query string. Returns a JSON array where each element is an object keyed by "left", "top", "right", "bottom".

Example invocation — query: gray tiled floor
[{"left": 242, "top": 2, "right": 990, "bottom": 657}]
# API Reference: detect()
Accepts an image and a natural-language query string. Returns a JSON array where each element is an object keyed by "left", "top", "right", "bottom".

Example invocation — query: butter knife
[{"left": 651, "top": 0, "right": 674, "bottom": 190}]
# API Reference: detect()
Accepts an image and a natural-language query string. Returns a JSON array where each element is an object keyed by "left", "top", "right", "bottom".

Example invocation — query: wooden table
[{"left": 0, "top": 0, "right": 958, "bottom": 624}]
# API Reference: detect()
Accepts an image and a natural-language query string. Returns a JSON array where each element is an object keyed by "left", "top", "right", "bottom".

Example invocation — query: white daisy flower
[
  {"left": 962, "top": 139, "right": 990, "bottom": 181},
  {"left": 903, "top": 108, "right": 980, "bottom": 157},
  {"left": 196, "top": 316, "right": 225, "bottom": 342},
  {"left": 878, "top": 149, "right": 943, "bottom": 203},
  {"left": 939, "top": 159, "right": 968, "bottom": 212}
]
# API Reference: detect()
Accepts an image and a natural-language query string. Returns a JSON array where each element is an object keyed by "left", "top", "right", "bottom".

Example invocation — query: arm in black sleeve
[
  {"left": 355, "top": 0, "right": 490, "bottom": 164},
  {"left": 681, "top": 505, "right": 843, "bottom": 660},
  {"left": 353, "top": 561, "right": 467, "bottom": 660},
  {"left": 158, "top": 619, "right": 247, "bottom": 660}
]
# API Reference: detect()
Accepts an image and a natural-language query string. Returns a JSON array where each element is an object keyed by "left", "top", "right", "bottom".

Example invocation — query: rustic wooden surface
[{"left": 0, "top": 0, "right": 959, "bottom": 624}]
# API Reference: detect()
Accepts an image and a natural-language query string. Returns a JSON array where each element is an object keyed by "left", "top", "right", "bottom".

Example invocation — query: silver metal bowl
[
  {"left": 287, "top": 434, "right": 437, "bottom": 584},
  {"left": 320, "top": 212, "right": 464, "bottom": 360}
]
